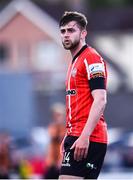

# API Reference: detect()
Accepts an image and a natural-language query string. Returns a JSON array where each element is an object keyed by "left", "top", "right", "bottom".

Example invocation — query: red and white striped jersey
[{"left": 65, "top": 45, "right": 108, "bottom": 143}]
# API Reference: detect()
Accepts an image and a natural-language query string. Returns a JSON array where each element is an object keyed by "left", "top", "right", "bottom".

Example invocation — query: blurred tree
[
  {"left": 88, "top": 0, "right": 133, "bottom": 9},
  {"left": 0, "top": 0, "right": 11, "bottom": 10},
  {"left": 126, "top": 0, "right": 133, "bottom": 5},
  {"left": 0, "top": 0, "right": 133, "bottom": 12}
]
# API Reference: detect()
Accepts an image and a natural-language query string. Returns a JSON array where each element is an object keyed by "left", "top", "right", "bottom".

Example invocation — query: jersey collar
[{"left": 72, "top": 44, "right": 88, "bottom": 63}]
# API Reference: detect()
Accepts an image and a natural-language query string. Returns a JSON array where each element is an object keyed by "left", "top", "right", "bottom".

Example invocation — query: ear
[{"left": 81, "top": 29, "right": 87, "bottom": 39}]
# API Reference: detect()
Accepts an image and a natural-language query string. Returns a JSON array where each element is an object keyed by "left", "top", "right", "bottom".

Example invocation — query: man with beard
[{"left": 59, "top": 11, "right": 108, "bottom": 179}]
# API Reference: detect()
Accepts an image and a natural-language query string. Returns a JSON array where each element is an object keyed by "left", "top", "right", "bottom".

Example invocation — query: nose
[{"left": 64, "top": 31, "right": 69, "bottom": 38}]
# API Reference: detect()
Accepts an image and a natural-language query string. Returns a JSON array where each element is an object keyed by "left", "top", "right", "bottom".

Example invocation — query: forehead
[{"left": 60, "top": 21, "right": 79, "bottom": 29}]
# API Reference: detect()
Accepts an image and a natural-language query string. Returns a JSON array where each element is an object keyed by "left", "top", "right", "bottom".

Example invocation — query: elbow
[
  {"left": 92, "top": 89, "right": 107, "bottom": 109},
  {"left": 100, "top": 96, "right": 107, "bottom": 109},
  {"left": 96, "top": 95, "right": 107, "bottom": 109},
  {"left": 102, "top": 95, "right": 107, "bottom": 105}
]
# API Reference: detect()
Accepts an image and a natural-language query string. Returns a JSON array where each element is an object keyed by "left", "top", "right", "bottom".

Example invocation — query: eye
[
  {"left": 60, "top": 29, "right": 65, "bottom": 34},
  {"left": 68, "top": 28, "right": 75, "bottom": 33}
]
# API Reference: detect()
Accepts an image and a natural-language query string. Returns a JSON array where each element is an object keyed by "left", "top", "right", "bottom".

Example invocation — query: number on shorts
[{"left": 63, "top": 152, "right": 70, "bottom": 163}]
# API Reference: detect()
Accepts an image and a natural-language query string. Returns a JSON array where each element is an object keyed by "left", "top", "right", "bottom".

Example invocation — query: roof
[{"left": 0, "top": 0, "right": 61, "bottom": 44}]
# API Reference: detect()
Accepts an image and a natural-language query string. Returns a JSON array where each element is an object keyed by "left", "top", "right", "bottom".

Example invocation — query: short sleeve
[{"left": 84, "top": 49, "right": 106, "bottom": 91}]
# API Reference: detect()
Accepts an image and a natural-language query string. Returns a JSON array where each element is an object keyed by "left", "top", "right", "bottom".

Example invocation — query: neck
[{"left": 70, "top": 41, "right": 86, "bottom": 58}]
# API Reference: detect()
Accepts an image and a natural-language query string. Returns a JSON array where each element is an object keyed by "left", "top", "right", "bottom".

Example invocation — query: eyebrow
[
  {"left": 60, "top": 27, "right": 75, "bottom": 32},
  {"left": 60, "top": 22, "right": 78, "bottom": 30}
]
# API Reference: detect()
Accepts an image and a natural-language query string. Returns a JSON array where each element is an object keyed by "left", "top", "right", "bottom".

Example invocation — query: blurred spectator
[
  {"left": 19, "top": 158, "right": 32, "bottom": 179},
  {"left": 0, "top": 132, "right": 11, "bottom": 179},
  {"left": 44, "top": 102, "right": 66, "bottom": 179},
  {"left": 50, "top": 102, "right": 66, "bottom": 125},
  {"left": 29, "top": 155, "right": 47, "bottom": 179}
]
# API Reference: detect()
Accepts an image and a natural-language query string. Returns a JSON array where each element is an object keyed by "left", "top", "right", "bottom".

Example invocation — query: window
[
  {"left": 0, "top": 44, "right": 9, "bottom": 64},
  {"left": 33, "top": 41, "right": 61, "bottom": 71}
]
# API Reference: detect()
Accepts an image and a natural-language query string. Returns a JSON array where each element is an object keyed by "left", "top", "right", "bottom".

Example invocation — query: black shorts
[{"left": 60, "top": 136, "right": 107, "bottom": 179}]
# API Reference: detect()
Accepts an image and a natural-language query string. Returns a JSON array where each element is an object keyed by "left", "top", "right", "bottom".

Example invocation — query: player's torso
[
  {"left": 66, "top": 48, "right": 93, "bottom": 135},
  {"left": 65, "top": 46, "right": 108, "bottom": 143}
]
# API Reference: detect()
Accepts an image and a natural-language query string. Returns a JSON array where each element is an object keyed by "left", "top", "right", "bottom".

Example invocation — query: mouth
[
  {"left": 64, "top": 39, "right": 71, "bottom": 45},
  {"left": 62, "top": 39, "right": 72, "bottom": 49},
  {"left": 64, "top": 39, "right": 70, "bottom": 43}
]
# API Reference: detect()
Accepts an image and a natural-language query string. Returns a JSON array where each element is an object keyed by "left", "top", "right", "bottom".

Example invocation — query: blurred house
[
  {"left": 0, "top": 0, "right": 68, "bottom": 136},
  {"left": 0, "top": 0, "right": 68, "bottom": 73}
]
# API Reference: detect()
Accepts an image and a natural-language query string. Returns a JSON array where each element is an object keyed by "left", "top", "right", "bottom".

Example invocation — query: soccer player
[{"left": 59, "top": 11, "right": 108, "bottom": 179}]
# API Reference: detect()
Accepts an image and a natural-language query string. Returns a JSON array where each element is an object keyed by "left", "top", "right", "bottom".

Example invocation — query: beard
[{"left": 62, "top": 39, "right": 80, "bottom": 50}]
